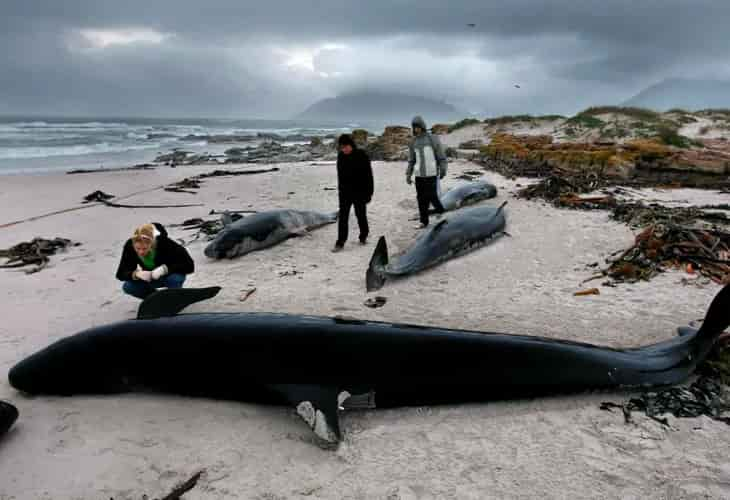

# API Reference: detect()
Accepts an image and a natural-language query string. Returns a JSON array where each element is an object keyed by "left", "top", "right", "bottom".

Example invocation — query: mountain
[
  {"left": 623, "top": 78, "right": 730, "bottom": 111},
  {"left": 295, "top": 91, "right": 464, "bottom": 124}
]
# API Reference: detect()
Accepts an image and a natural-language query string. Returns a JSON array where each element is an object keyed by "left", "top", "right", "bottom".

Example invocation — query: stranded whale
[
  {"left": 204, "top": 209, "right": 337, "bottom": 259},
  {"left": 8, "top": 284, "right": 730, "bottom": 447}
]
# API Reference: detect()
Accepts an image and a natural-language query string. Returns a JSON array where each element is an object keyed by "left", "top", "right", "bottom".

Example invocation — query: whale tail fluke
[
  {"left": 137, "top": 286, "right": 222, "bottom": 320},
  {"left": 366, "top": 236, "right": 389, "bottom": 292},
  {"left": 693, "top": 283, "right": 730, "bottom": 357},
  {"left": 0, "top": 400, "right": 19, "bottom": 438}
]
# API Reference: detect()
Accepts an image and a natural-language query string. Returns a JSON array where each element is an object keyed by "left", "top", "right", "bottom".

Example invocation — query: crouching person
[{"left": 116, "top": 223, "right": 194, "bottom": 299}]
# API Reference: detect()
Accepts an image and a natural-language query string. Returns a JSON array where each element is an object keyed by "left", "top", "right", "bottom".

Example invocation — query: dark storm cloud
[{"left": 1, "top": 1, "right": 729, "bottom": 117}]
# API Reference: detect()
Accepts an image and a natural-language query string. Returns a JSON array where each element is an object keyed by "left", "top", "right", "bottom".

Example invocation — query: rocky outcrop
[
  {"left": 431, "top": 124, "right": 450, "bottom": 135},
  {"left": 351, "top": 129, "right": 369, "bottom": 148},
  {"left": 366, "top": 126, "right": 412, "bottom": 161},
  {"left": 458, "top": 139, "right": 484, "bottom": 150},
  {"left": 479, "top": 133, "right": 729, "bottom": 186}
]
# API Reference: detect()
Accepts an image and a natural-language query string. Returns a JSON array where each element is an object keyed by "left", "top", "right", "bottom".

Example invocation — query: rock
[
  {"left": 431, "top": 124, "right": 450, "bottom": 135},
  {"left": 154, "top": 150, "right": 194, "bottom": 163},
  {"left": 224, "top": 147, "right": 248, "bottom": 157},
  {"left": 351, "top": 129, "right": 369, "bottom": 148},
  {"left": 366, "top": 125, "right": 412, "bottom": 161},
  {"left": 257, "top": 132, "right": 285, "bottom": 141},
  {"left": 284, "top": 134, "right": 310, "bottom": 142},
  {"left": 458, "top": 139, "right": 484, "bottom": 150},
  {"left": 445, "top": 147, "right": 459, "bottom": 159}
]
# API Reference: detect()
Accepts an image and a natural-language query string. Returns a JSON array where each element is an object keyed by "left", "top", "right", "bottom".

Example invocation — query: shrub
[{"left": 448, "top": 118, "right": 481, "bottom": 133}]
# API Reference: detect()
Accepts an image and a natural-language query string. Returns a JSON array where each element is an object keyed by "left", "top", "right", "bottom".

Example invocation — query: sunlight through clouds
[{"left": 77, "top": 28, "right": 173, "bottom": 49}]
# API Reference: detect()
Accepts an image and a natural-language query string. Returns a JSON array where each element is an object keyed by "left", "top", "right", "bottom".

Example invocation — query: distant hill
[
  {"left": 623, "top": 78, "right": 730, "bottom": 111},
  {"left": 295, "top": 91, "right": 464, "bottom": 124}
]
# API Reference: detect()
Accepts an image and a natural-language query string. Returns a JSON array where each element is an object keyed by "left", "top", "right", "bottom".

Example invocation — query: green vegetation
[
  {"left": 565, "top": 114, "right": 603, "bottom": 128},
  {"left": 534, "top": 114, "right": 567, "bottom": 121},
  {"left": 577, "top": 106, "right": 661, "bottom": 122},
  {"left": 483, "top": 114, "right": 535, "bottom": 126},
  {"left": 482, "top": 114, "right": 566, "bottom": 127},
  {"left": 604, "top": 127, "right": 629, "bottom": 139},
  {"left": 448, "top": 118, "right": 481, "bottom": 132},
  {"left": 655, "top": 126, "right": 701, "bottom": 148}
]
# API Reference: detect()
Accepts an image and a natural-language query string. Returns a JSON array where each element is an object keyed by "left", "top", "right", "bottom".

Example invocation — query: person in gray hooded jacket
[{"left": 406, "top": 115, "right": 447, "bottom": 228}]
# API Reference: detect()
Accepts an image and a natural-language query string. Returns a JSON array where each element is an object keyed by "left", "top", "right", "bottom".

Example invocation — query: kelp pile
[
  {"left": 588, "top": 224, "right": 730, "bottom": 285},
  {"left": 0, "top": 237, "right": 80, "bottom": 274}
]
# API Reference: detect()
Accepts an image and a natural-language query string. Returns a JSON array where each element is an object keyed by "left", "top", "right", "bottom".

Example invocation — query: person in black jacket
[
  {"left": 333, "top": 133, "right": 374, "bottom": 252},
  {"left": 116, "top": 222, "right": 194, "bottom": 299}
]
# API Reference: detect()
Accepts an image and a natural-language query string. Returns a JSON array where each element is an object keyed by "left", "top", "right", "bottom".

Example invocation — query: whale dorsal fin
[{"left": 137, "top": 286, "right": 222, "bottom": 320}]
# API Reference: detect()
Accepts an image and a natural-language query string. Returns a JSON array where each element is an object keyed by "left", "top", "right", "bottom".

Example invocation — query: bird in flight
[
  {"left": 514, "top": 84, "right": 521, "bottom": 88},
  {"left": 467, "top": 23, "right": 476, "bottom": 28}
]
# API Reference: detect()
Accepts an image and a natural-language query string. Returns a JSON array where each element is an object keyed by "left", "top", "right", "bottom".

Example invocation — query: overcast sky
[{"left": 1, "top": 1, "right": 729, "bottom": 119}]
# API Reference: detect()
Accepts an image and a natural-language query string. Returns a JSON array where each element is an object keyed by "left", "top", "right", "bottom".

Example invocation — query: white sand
[{"left": 1, "top": 159, "right": 728, "bottom": 499}]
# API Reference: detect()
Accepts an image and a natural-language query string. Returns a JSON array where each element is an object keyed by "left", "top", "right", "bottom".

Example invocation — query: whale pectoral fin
[
  {"left": 677, "top": 326, "right": 699, "bottom": 337},
  {"left": 431, "top": 219, "right": 448, "bottom": 233},
  {"left": 136, "top": 286, "right": 222, "bottom": 320},
  {"left": 268, "top": 384, "right": 344, "bottom": 445},
  {"left": 366, "top": 236, "right": 389, "bottom": 292}
]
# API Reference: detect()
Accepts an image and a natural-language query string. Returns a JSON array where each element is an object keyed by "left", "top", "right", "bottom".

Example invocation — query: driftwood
[
  {"left": 110, "top": 470, "right": 203, "bottom": 500},
  {"left": 158, "top": 470, "right": 204, "bottom": 500},
  {"left": 67, "top": 164, "right": 156, "bottom": 174},
  {"left": 197, "top": 167, "right": 279, "bottom": 179},
  {"left": 164, "top": 178, "right": 202, "bottom": 194}
]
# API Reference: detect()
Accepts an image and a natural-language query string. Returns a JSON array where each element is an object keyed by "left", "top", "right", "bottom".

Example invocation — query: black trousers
[
  {"left": 415, "top": 176, "right": 444, "bottom": 225},
  {"left": 337, "top": 198, "right": 369, "bottom": 245}
]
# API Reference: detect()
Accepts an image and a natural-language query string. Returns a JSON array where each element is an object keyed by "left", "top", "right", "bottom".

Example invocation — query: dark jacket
[
  {"left": 337, "top": 147, "right": 374, "bottom": 204},
  {"left": 115, "top": 223, "right": 194, "bottom": 281}
]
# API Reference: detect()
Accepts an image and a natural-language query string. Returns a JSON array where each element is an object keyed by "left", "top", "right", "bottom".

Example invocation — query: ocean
[{"left": 0, "top": 116, "right": 381, "bottom": 175}]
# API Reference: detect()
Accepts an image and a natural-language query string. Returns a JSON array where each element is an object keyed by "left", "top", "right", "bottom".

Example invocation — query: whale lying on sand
[
  {"left": 8, "top": 284, "right": 730, "bottom": 447},
  {"left": 368, "top": 202, "right": 507, "bottom": 291},
  {"left": 0, "top": 401, "right": 18, "bottom": 439},
  {"left": 437, "top": 180, "right": 498, "bottom": 212},
  {"left": 204, "top": 209, "right": 337, "bottom": 259}
]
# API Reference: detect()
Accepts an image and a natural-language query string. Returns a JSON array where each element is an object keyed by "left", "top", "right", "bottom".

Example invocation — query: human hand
[
  {"left": 135, "top": 269, "right": 153, "bottom": 282},
  {"left": 151, "top": 265, "right": 168, "bottom": 280},
  {"left": 439, "top": 172, "right": 445, "bottom": 179},
  {"left": 406, "top": 176, "right": 412, "bottom": 185}
]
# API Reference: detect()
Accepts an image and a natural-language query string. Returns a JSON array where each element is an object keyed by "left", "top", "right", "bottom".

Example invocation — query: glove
[
  {"left": 406, "top": 175, "right": 412, "bottom": 185},
  {"left": 151, "top": 264, "right": 168, "bottom": 281},
  {"left": 134, "top": 268, "right": 153, "bottom": 282},
  {"left": 439, "top": 172, "right": 446, "bottom": 180}
]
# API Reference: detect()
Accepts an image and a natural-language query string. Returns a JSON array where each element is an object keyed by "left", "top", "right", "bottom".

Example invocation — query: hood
[
  {"left": 152, "top": 222, "right": 168, "bottom": 239},
  {"left": 411, "top": 115, "right": 427, "bottom": 130}
]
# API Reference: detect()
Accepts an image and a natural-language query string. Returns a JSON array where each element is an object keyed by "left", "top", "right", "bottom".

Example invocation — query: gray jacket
[{"left": 406, "top": 115, "right": 448, "bottom": 179}]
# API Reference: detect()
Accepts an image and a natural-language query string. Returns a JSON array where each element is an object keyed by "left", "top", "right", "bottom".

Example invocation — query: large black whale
[{"left": 8, "top": 284, "right": 730, "bottom": 447}]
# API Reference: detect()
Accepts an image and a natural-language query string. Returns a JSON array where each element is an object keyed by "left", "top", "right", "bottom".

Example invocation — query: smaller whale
[
  {"left": 204, "top": 209, "right": 337, "bottom": 259},
  {"left": 0, "top": 400, "right": 18, "bottom": 439},
  {"left": 438, "top": 180, "right": 497, "bottom": 212},
  {"left": 368, "top": 202, "right": 507, "bottom": 291}
]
